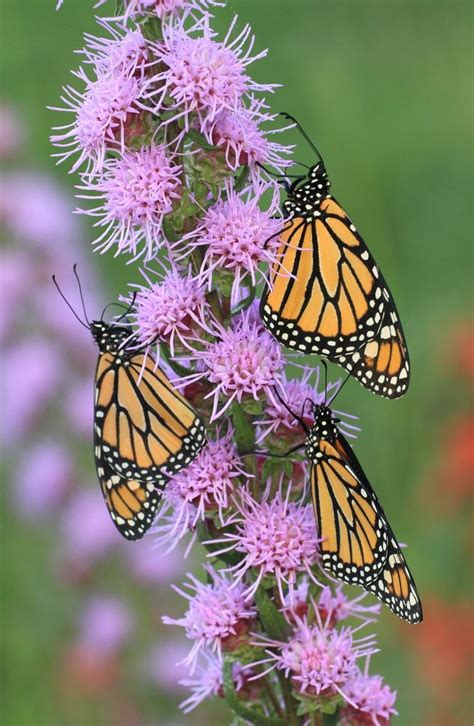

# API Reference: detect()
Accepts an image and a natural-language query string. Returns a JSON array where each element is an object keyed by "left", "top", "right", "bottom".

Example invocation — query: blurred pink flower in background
[{"left": 13, "top": 441, "right": 73, "bottom": 519}]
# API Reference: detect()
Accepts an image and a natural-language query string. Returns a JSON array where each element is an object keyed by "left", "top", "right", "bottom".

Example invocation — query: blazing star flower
[
  {"left": 12, "top": 441, "right": 72, "bottom": 519},
  {"left": 78, "top": 597, "right": 134, "bottom": 655},
  {"left": 186, "top": 180, "right": 283, "bottom": 306},
  {"left": 340, "top": 670, "right": 398, "bottom": 726},
  {"left": 77, "top": 144, "right": 182, "bottom": 259},
  {"left": 179, "top": 651, "right": 249, "bottom": 713},
  {"left": 205, "top": 101, "right": 293, "bottom": 178},
  {"left": 94, "top": 0, "right": 222, "bottom": 19},
  {"left": 256, "top": 367, "right": 360, "bottom": 444},
  {"left": 208, "top": 485, "right": 321, "bottom": 600},
  {"left": 80, "top": 22, "right": 149, "bottom": 77},
  {"left": 317, "top": 586, "right": 381, "bottom": 628},
  {"left": 148, "top": 15, "right": 275, "bottom": 132},
  {"left": 50, "top": 62, "right": 145, "bottom": 175},
  {"left": 128, "top": 267, "right": 210, "bottom": 354},
  {"left": 163, "top": 566, "right": 256, "bottom": 670},
  {"left": 252, "top": 612, "right": 377, "bottom": 704},
  {"left": 165, "top": 427, "right": 248, "bottom": 534},
  {"left": 184, "top": 311, "right": 284, "bottom": 420}
]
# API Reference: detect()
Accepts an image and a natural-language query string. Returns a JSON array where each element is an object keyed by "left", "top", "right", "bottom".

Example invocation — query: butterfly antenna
[
  {"left": 273, "top": 386, "right": 310, "bottom": 435},
  {"left": 52, "top": 274, "right": 89, "bottom": 329},
  {"left": 279, "top": 112, "right": 325, "bottom": 165},
  {"left": 73, "top": 264, "right": 90, "bottom": 326},
  {"left": 321, "top": 358, "right": 328, "bottom": 404},
  {"left": 328, "top": 367, "right": 353, "bottom": 407}
]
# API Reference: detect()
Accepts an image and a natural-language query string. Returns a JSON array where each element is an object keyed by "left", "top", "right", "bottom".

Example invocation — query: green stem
[
  {"left": 262, "top": 674, "right": 284, "bottom": 718},
  {"left": 276, "top": 671, "right": 300, "bottom": 726},
  {"left": 222, "top": 660, "right": 286, "bottom": 726}
]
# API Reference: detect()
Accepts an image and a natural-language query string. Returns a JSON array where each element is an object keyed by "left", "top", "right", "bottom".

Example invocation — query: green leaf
[
  {"left": 187, "top": 129, "right": 223, "bottom": 151},
  {"left": 231, "top": 403, "right": 256, "bottom": 454},
  {"left": 162, "top": 217, "right": 179, "bottom": 243},
  {"left": 222, "top": 659, "right": 286, "bottom": 726},
  {"left": 234, "top": 165, "right": 250, "bottom": 193},
  {"left": 253, "top": 584, "right": 289, "bottom": 641}
]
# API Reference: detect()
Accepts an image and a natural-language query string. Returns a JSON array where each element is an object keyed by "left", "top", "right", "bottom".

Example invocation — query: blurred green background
[{"left": 1, "top": 0, "right": 472, "bottom": 724}]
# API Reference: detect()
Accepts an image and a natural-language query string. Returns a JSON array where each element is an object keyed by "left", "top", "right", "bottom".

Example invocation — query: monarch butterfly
[
  {"left": 261, "top": 115, "right": 410, "bottom": 399},
  {"left": 275, "top": 386, "right": 422, "bottom": 623},
  {"left": 53, "top": 269, "right": 206, "bottom": 541}
]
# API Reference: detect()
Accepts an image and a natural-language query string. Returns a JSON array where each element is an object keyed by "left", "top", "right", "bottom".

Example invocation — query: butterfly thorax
[
  {"left": 283, "top": 163, "right": 331, "bottom": 221},
  {"left": 305, "top": 403, "right": 339, "bottom": 461},
  {"left": 90, "top": 321, "right": 133, "bottom": 357}
]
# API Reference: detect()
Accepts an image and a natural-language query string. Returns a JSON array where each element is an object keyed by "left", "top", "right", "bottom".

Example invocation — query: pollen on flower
[
  {"left": 187, "top": 181, "right": 283, "bottom": 305},
  {"left": 77, "top": 144, "right": 182, "bottom": 259},
  {"left": 148, "top": 15, "right": 275, "bottom": 130},
  {"left": 184, "top": 311, "right": 284, "bottom": 420},
  {"left": 208, "top": 486, "right": 320, "bottom": 600},
  {"left": 163, "top": 567, "right": 256, "bottom": 670},
  {"left": 128, "top": 267, "right": 209, "bottom": 354}
]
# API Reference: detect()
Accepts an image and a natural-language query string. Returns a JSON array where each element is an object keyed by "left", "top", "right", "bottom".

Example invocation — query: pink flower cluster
[{"left": 49, "top": 0, "right": 401, "bottom": 722}]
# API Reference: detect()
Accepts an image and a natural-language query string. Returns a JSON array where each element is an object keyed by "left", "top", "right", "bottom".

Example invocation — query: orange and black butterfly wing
[
  {"left": 95, "top": 445, "right": 163, "bottom": 540},
  {"left": 311, "top": 432, "right": 422, "bottom": 622},
  {"left": 261, "top": 198, "right": 410, "bottom": 398},
  {"left": 95, "top": 351, "right": 206, "bottom": 483}
]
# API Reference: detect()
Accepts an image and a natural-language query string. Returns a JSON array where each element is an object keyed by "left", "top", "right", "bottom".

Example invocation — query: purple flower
[
  {"left": 204, "top": 102, "right": 293, "bottom": 179},
  {"left": 51, "top": 64, "right": 145, "bottom": 175},
  {"left": 340, "top": 670, "right": 398, "bottom": 726},
  {"left": 253, "top": 613, "right": 377, "bottom": 703},
  {"left": 256, "top": 366, "right": 360, "bottom": 444},
  {"left": 80, "top": 22, "right": 149, "bottom": 77},
  {"left": 208, "top": 485, "right": 321, "bottom": 600},
  {"left": 78, "top": 144, "right": 182, "bottom": 259},
  {"left": 163, "top": 566, "right": 256, "bottom": 669},
  {"left": 165, "top": 427, "right": 247, "bottom": 532},
  {"left": 148, "top": 15, "right": 274, "bottom": 131},
  {"left": 128, "top": 267, "right": 209, "bottom": 354},
  {"left": 179, "top": 651, "right": 248, "bottom": 713},
  {"left": 12, "top": 441, "right": 72, "bottom": 519},
  {"left": 186, "top": 180, "right": 283, "bottom": 306},
  {"left": 95, "top": 0, "right": 222, "bottom": 19},
  {"left": 184, "top": 311, "right": 284, "bottom": 420},
  {"left": 77, "top": 596, "right": 134, "bottom": 655},
  {"left": 317, "top": 586, "right": 381, "bottom": 627}
]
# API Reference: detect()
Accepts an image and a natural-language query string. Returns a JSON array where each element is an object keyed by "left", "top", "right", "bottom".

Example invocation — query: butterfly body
[
  {"left": 261, "top": 162, "right": 410, "bottom": 399},
  {"left": 307, "top": 401, "right": 422, "bottom": 623},
  {"left": 92, "top": 320, "right": 206, "bottom": 540}
]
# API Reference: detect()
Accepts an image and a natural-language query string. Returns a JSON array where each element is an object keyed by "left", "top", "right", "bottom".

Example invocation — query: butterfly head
[
  {"left": 307, "top": 402, "right": 339, "bottom": 449},
  {"left": 90, "top": 320, "right": 131, "bottom": 353},
  {"left": 284, "top": 162, "right": 331, "bottom": 220}
]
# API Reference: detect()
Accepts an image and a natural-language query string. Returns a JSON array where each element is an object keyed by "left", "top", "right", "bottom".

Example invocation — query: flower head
[
  {"left": 163, "top": 567, "right": 256, "bottom": 669},
  {"left": 129, "top": 267, "right": 209, "bottom": 353},
  {"left": 51, "top": 65, "right": 145, "bottom": 174},
  {"left": 205, "top": 102, "right": 293, "bottom": 177},
  {"left": 317, "top": 586, "right": 381, "bottom": 628},
  {"left": 208, "top": 486, "right": 320, "bottom": 600},
  {"left": 179, "top": 652, "right": 249, "bottom": 713},
  {"left": 253, "top": 614, "right": 377, "bottom": 704},
  {"left": 79, "top": 144, "right": 182, "bottom": 259},
  {"left": 148, "top": 15, "right": 274, "bottom": 130},
  {"left": 340, "top": 670, "right": 398, "bottom": 726},
  {"left": 166, "top": 427, "right": 247, "bottom": 532},
  {"left": 185, "top": 311, "right": 284, "bottom": 420},
  {"left": 187, "top": 181, "right": 283, "bottom": 306},
  {"left": 80, "top": 22, "right": 149, "bottom": 76}
]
